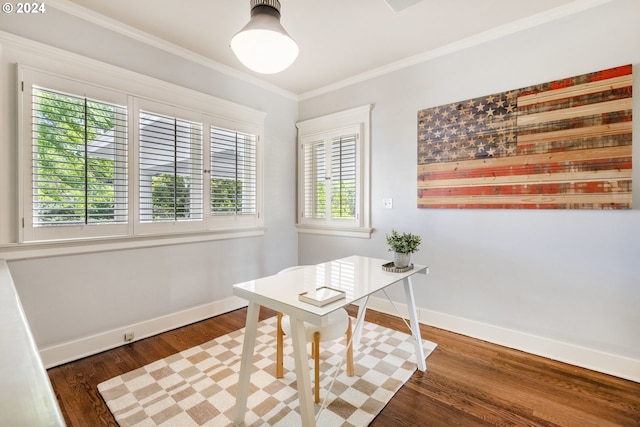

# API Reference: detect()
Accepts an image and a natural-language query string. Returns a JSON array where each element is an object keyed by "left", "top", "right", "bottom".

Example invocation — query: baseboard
[
  {"left": 40, "top": 296, "right": 248, "bottom": 368},
  {"left": 41, "top": 294, "right": 640, "bottom": 384},
  {"left": 364, "top": 295, "right": 640, "bottom": 383}
]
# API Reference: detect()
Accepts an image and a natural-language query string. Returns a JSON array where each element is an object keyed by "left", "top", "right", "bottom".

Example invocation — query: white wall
[
  {"left": 0, "top": 7, "right": 298, "bottom": 365},
  {"left": 298, "top": 0, "right": 640, "bottom": 381},
  {"left": 1, "top": 1, "right": 638, "bottom": 381}
]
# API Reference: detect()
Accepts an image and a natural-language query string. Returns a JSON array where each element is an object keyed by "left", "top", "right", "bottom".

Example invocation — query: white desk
[{"left": 232, "top": 255, "right": 428, "bottom": 426}]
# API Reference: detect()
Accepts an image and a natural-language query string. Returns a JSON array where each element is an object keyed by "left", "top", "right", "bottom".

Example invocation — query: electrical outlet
[
  {"left": 383, "top": 198, "right": 393, "bottom": 209},
  {"left": 124, "top": 332, "right": 134, "bottom": 342}
]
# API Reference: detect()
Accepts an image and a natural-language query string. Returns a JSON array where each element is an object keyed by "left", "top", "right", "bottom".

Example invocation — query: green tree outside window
[
  {"left": 151, "top": 174, "right": 191, "bottom": 220},
  {"left": 33, "top": 88, "right": 126, "bottom": 224},
  {"left": 211, "top": 178, "right": 243, "bottom": 213}
]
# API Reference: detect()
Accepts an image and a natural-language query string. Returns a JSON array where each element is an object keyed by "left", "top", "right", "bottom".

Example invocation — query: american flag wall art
[{"left": 417, "top": 65, "right": 632, "bottom": 209}]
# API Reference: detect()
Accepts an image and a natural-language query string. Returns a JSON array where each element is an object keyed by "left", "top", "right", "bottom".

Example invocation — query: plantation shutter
[
  {"left": 301, "top": 133, "right": 358, "bottom": 222},
  {"left": 31, "top": 87, "right": 128, "bottom": 225},
  {"left": 139, "top": 111, "right": 203, "bottom": 222},
  {"left": 210, "top": 127, "right": 257, "bottom": 215},
  {"left": 302, "top": 139, "right": 326, "bottom": 219},
  {"left": 330, "top": 134, "right": 357, "bottom": 219}
]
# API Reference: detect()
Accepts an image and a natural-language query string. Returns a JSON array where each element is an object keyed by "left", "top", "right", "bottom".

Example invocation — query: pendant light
[{"left": 230, "top": 0, "right": 299, "bottom": 74}]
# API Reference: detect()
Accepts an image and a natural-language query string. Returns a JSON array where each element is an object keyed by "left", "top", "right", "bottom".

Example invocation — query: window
[
  {"left": 19, "top": 66, "right": 264, "bottom": 244},
  {"left": 138, "top": 106, "right": 203, "bottom": 230},
  {"left": 330, "top": 134, "right": 357, "bottom": 219},
  {"left": 32, "top": 88, "right": 128, "bottom": 225},
  {"left": 210, "top": 127, "right": 256, "bottom": 215},
  {"left": 21, "top": 71, "right": 129, "bottom": 242},
  {"left": 297, "top": 105, "right": 372, "bottom": 238},
  {"left": 302, "top": 139, "right": 326, "bottom": 219},
  {"left": 209, "top": 123, "right": 261, "bottom": 229},
  {"left": 301, "top": 132, "right": 357, "bottom": 222}
]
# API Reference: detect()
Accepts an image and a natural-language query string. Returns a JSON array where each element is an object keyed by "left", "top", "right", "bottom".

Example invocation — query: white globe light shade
[{"left": 230, "top": 5, "right": 299, "bottom": 74}]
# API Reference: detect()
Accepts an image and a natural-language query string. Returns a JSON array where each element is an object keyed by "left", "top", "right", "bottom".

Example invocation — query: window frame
[
  {"left": 134, "top": 98, "right": 205, "bottom": 236},
  {"left": 18, "top": 65, "right": 265, "bottom": 244},
  {"left": 296, "top": 105, "right": 372, "bottom": 238},
  {"left": 19, "top": 68, "right": 131, "bottom": 242}
]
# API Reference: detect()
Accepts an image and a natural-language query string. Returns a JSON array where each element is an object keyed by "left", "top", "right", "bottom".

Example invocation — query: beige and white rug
[{"left": 98, "top": 316, "right": 437, "bottom": 426}]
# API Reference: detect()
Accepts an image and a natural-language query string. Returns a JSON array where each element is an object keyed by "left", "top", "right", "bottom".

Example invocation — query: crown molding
[
  {"left": 299, "top": 0, "right": 616, "bottom": 100},
  {"left": 42, "top": 0, "right": 616, "bottom": 102},
  {"left": 45, "top": 0, "right": 298, "bottom": 101}
]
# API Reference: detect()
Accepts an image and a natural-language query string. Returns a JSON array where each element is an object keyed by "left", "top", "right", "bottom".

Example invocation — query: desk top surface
[{"left": 233, "top": 256, "right": 427, "bottom": 323}]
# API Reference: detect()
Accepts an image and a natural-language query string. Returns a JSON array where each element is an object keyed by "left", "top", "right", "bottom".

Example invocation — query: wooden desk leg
[
  {"left": 290, "top": 316, "right": 316, "bottom": 426},
  {"left": 403, "top": 276, "right": 427, "bottom": 372},
  {"left": 353, "top": 295, "right": 369, "bottom": 347},
  {"left": 276, "top": 313, "right": 284, "bottom": 379},
  {"left": 233, "top": 302, "right": 260, "bottom": 426}
]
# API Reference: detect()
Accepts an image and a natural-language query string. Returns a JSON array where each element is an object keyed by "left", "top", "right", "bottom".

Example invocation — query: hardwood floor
[{"left": 48, "top": 306, "right": 640, "bottom": 426}]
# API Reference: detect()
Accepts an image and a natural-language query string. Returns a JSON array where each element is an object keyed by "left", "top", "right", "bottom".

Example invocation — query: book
[{"left": 298, "top": 287, "right": 346, "bottom": 307}]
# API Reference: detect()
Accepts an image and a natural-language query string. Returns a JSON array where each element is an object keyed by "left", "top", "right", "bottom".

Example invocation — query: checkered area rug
[{"left": 98, "top": 316, "right": 437, "bottom": 426}]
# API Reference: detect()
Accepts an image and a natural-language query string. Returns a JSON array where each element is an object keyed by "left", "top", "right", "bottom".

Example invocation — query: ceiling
[{"left": 53, "top": 0, "right": 605, "bottom": 96}]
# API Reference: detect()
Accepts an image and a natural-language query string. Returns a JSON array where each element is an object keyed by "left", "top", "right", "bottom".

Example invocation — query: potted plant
[{"left": 386, "top": 229, "right": 421, "bottom": 268}]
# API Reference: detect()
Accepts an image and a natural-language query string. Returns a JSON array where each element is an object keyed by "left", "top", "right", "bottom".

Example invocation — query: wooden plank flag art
[{"left": 417, "top": 65, "right": 633, "bottom": 209}]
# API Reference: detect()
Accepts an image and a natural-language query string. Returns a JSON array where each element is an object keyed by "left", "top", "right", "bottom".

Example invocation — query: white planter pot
[{"left": 393, "top": 252, "right": 411, "bottom": 268}]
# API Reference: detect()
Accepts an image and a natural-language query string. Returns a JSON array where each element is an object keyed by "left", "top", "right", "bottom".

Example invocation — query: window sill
[
  {"left": 296, "top": 224, "right": 373, "bottom": 239},
  {"left": 0, "top": 228, "right": 265, "bottom": 261}
]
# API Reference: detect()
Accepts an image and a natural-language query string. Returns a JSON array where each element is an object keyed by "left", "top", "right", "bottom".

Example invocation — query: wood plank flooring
[{"left": 47, "top": 306, "right": 640, "bottom": 426}]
